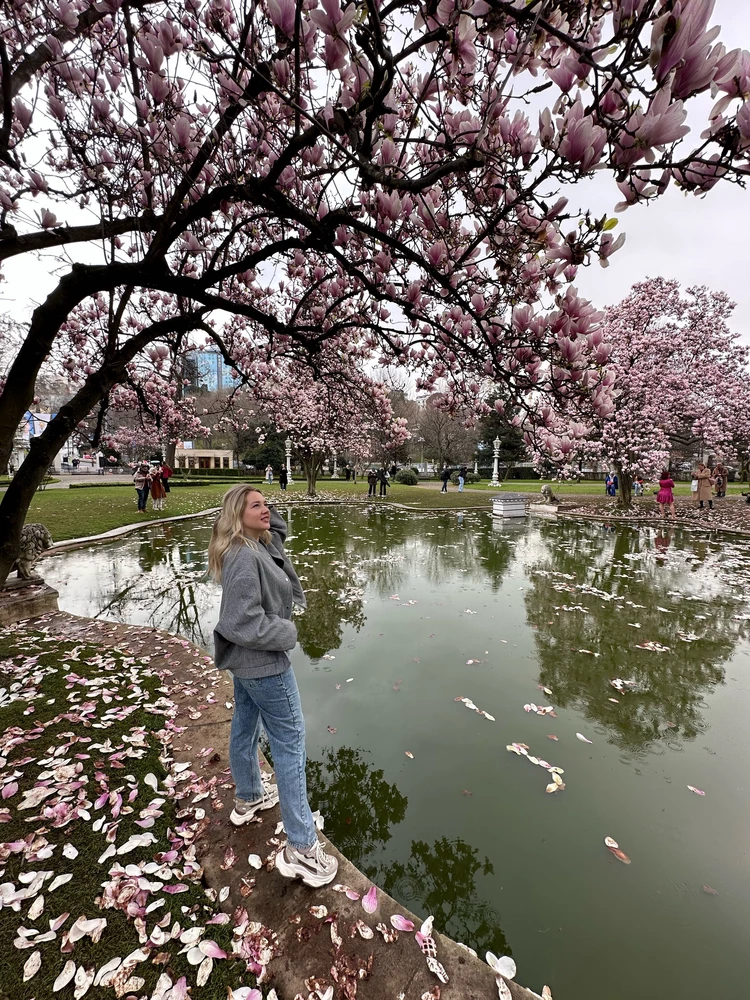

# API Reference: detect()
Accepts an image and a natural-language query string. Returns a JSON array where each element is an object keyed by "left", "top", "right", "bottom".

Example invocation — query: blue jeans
[
  {"left": 229, "top": 668, "right": 317, "bottom": 851},
  {"left": 458, "top": 477, "right": 464, "bottom": 491},
  {"left": 136, "top": 486, "right": 149, "bottom": 510}
]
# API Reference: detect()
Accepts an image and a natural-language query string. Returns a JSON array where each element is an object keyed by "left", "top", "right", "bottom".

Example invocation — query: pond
[{"left": 41, "top": 506, "right": 750, "bottom": 1000}]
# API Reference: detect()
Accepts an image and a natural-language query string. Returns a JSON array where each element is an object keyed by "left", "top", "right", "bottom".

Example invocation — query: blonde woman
[{"left": 208, "top": 485, "right": 338, "bottom": 888}]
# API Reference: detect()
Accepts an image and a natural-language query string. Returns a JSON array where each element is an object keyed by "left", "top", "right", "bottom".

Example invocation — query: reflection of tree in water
[
  {"left": 305, "top": 745, "right": 508, "bottom": 960},
  {"left": 378, "top": 837, "right": 510, "bottom": 959},
  {"left": 97, "top": 526, "right": 214, "bottom": 646},
  {"left": 306, "top": 746, "right": 407, "bottom": 868},
  {"left": 283, "top": 510, "right": 368, "bottom": 657},
  {"left": 523, "top": 520, "right": 746, "bottom": 748}
]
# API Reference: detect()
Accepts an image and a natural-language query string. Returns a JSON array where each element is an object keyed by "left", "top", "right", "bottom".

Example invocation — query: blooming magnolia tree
[
  {"left": 0, "top": 0, "right": 749, "bottom": 579},
  {"left": 532, "top": 278, "right": 750, "bottom": 504},
  {"left": 250, "top": 361, "right": 410, "bottom": 494}
]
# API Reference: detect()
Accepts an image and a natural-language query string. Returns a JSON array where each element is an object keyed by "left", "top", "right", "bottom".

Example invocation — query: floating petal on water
[
  {"left": 608, "top": 847, "right": 631, "bottom": 864},
  {"left": 576, "top": 733, "right": 593, "bottom": 744},
  {"left": 687, "top": 785, "right": 706, "bottom": 796}
]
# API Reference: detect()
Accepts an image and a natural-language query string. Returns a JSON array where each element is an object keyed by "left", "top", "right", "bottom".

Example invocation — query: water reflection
[
  {"left": 306, "top": 746, "right": 407, "bottom": 864},
  {"left": 379, "top": 837, "right": 510, "bottom": 958},
  {"left": 306, "top": 745, "right": 507, "bottom": 957},
  {"left": 519, "top": 520, "right": 748, "bottom": 748}
]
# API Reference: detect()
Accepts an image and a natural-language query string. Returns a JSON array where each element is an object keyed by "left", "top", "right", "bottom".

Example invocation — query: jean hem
[{"left": 287, "top": 839, "right": 318, "bottom": 852}]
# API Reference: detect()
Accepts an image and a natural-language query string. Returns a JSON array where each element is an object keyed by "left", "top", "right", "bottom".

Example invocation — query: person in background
[
  {"left": 606, "top": 471, "right": 618, "bottom": 497},
  {"left": 344, "top": 464, "right": 351, "bottom": 481},
  {"left": 161, "top": 461, "right": 173, "bottom": 494},
  {"left": 656, "top": 468, "right": 675, "bottom": 520},
  {"left": 458, "top": 466, "right": 466, "bottom": 492},
  {"left": 378, "top": 467, "right": 390, "bottom": 497},
  {"left": 712, "top": 461, "right": 728, "bottom": 498},
  {"left": 440, "top": 464, "right": 451, "bottom": 493},
  {"left": 367, "top": 468, "right": 378, "bottom": 497},
  {"left": 350, "top": 465, "right": 356, "bottom": 483},
  {"left": 208, "top": 486, "right": 338, "bottom": 887},
  {"left": 279, "top": 467, "right": 288, "bottom": 491},
  {"left": 133, "top": 463, "right": 150, "bottom": 513},
  {"left": 265, "top": 464, "right": 274, "bottom": 485},
  {"left": 149, "top": 464, "right": 167, "bottom": 511},
  {"left": 633, "top": 475, "right": 644, "bottom": 496},
  {"left": 695, "top": 462, "right": 713, "bottom": 511}
]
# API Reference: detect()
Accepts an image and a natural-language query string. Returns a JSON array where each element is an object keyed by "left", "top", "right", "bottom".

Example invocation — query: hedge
[{"left": 68, "top": 478, "right": 241, "bottom": 489}]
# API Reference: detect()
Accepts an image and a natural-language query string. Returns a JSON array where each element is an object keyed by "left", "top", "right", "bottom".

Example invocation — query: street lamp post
[
  {"left": 331, "top": 454, "right": 339, "bottom": 479},
  {"left": 285, "top": 438, "right": 294, "bottom": 484},
  {"left": 489, "top": 436, "right": 501, "bottom": 488},
  {"left": 473, "top": 459, "right": 479, "bottom": 475}
]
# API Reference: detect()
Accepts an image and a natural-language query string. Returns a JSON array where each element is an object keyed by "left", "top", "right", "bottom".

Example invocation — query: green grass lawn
[
  {"left": 25, "top": 477, "right": 748, "bottom": 543},
  {"left": 0, "top": 628, "right": 265, "bottom": 1000},
  {"left": 27, "top": 481, "right": 496, "bottom": 541}
]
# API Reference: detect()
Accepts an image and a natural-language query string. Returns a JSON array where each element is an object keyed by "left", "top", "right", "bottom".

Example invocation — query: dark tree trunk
[
  {"left": 301, "top": 453, "right": 324, "bottom": 497},
  {"left": 0, "top": 267, "right": 100, "bottom": 473},
  {"left": 0, "top": 312, "right": 206, "bottom": 586},
  {"left": 164, "top": 440, "right": 177, "bottom": 467},
  {"left": 616, "top": 464, "right": 632, "bottom": 508}
]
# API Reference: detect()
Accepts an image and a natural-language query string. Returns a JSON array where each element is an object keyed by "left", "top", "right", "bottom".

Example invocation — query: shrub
[
  {"left": 410, "top": 467, "right": 420, "bottom": 476},
  {"left": 450, "top": 471, "right": 481, "bottom": 485},
  {"left": 395, "top": 469, "right": 419, "bottom": 485}
]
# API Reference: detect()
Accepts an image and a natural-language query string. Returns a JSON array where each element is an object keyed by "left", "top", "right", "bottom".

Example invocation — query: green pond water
[{"left": 41, "top": 507, "right": 750, "bottom": 1000}]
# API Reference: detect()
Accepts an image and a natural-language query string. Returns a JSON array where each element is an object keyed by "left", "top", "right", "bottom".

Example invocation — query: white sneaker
[
  {"left": 229, "top": 784, "right": 279, "bottom": 825},
  {"left": 275, "top": 839, "right": 338, "bottom": 887}
]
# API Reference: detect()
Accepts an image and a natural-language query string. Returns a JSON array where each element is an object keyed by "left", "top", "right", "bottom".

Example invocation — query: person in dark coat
[
  {"left": 440, "top": 465, "right": 451, "bottom": 493},
  {"left": 378, "top": 468, "right": 389, "bottom": 497},
  {"left": 367, "top": 469, "right": 378, "bottom": 497},
  {"left": 279, "top": 467, "right": 288, "bottom": 491}
]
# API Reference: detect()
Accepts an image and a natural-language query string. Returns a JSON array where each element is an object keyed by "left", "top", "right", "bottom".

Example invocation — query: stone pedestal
[
  {"left": 492, "top": 494, "right": 526, "bottom": 518},
  {"left": 0, "top": 579, "right": 59, "bottom": 627}
]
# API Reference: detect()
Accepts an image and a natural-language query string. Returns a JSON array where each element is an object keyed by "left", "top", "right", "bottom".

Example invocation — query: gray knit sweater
[{"left": 213, "top": 508, "right": 307, "bottom": 678}]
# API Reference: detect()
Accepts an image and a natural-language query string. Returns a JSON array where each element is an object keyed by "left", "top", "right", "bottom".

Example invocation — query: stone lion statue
[
  {"left": 12, "top": 524, "right": 53, "bottom": 579},
  {"left": 540, "top": 484, "right": 560, "bottom": 504}
]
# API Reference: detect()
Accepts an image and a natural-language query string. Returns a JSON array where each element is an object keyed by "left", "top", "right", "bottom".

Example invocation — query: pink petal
[
  {"left": 362, "top": 886, "right": 378, "bottom": 914},
  {"left": 390, "top": 914, "right": 414, "bottom": 932},
  {"left": 162, "top": 883, "right": 189, "bottom": 894},
  {"left": 200, "top": 940, "right": 227, "bottom": 959},
  {"left": 687, "top": 785, "right": 706, "bottom": 796},
  {"left": 2, "top": 782, "right": 18, "bottom": 799}
]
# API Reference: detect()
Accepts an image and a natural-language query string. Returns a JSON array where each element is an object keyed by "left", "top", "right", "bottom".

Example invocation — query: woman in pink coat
[{"left": 656, "top": 469, "right": 675, "bottom": 520}]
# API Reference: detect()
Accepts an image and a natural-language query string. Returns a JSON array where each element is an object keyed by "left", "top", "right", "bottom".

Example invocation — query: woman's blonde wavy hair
[{"left": 208, "top": 484, "right": 272, "bottom": 582}]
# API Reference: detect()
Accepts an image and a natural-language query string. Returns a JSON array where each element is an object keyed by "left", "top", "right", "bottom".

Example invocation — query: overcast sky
[{"left": 3, "top": 1, "right": 749, "bottom": 337}]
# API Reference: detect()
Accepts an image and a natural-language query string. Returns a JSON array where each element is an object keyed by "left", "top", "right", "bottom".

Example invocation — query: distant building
[
  {"left": 183, "top": 349, "right": 240, "bottom": 393},
  {"left": 175, "top": 444, "right": 233, "bottom": 470}
]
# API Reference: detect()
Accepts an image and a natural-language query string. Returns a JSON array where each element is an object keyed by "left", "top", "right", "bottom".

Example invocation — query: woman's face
[{"left": 242, "top": 490, "right": 271, "bottom": 537}]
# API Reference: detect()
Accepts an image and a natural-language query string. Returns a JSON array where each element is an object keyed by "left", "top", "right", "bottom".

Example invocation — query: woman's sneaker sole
[{"left": 274, "top": 847, "right": 338, "bottom": 887}]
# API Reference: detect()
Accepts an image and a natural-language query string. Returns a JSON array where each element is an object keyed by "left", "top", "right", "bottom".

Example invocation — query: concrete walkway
[{"left": 28, "top": 610, "right": 546, "bottom": 1000}]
